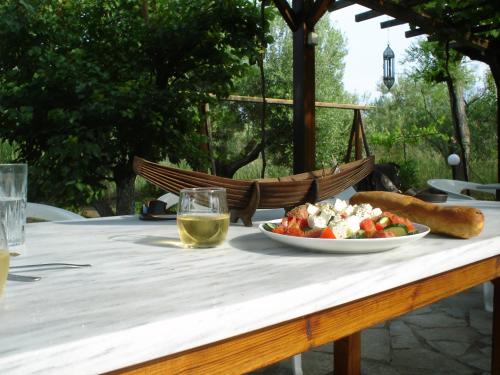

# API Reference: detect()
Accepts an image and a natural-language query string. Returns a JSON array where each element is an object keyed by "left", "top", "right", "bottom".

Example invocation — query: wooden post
[
  {"left": 334, "top": 332, "right": 361, "bottom": 375},
  {"left": 292, "top": 0, "right": 316, "bottom": 173},
  {"left": 493, "top": 278, "right": 500, "bottom": 374}
]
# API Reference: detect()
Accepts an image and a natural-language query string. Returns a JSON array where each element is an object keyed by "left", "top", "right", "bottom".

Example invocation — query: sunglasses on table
[{"left": 139, "top": 200, "right": 176, "bottom": 221}]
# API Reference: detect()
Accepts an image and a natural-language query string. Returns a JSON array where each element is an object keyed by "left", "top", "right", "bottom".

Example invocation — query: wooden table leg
[
  {"left": 493, "top": 278, "right": 500, "bottom": 374},
  {"left": 334, "top": 332, "right": 361, "bottom": 375}
]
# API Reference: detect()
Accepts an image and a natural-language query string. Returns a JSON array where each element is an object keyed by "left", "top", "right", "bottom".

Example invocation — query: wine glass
[
  {"left": 177, "top": 187, "right": 229, "bottom": 248},
  {"left": 0, "top": 222, "right": 9, "bottom": 297}
]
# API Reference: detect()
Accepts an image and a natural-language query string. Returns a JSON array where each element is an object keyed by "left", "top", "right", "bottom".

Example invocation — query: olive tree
[{"left": 0, "top": 0, "right": 263, "bottom": 214}]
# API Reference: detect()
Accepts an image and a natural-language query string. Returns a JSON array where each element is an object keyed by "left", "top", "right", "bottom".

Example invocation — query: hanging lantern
[{"left": 383, "top": 44, "right": 395, "bottom": 90}]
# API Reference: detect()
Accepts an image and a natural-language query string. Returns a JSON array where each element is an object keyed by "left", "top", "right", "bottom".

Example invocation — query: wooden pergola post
[
  {"left": 274, "top": 0, "right": 331, "bottom": 173},
  {"left": 292, "top": 0, "right": 316, "bottom": 173}
]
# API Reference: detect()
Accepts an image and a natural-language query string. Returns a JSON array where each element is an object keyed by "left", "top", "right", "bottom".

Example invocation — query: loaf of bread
[{"left": 350, "top": 191, "right": 484, "bottom": 239}]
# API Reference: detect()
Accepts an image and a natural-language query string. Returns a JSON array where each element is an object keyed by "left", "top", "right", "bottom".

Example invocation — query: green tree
[
  {"left": 366, "top": 67, "right": 496, "bottom": 187},
  {"left": 405, "top": 40, "right": 475, "bottom": 180},
  {"left": 0, "top": 0, "right": 263, "bottom": 215},
  {"left": 209, "top": 16, "right": 351, "bottom": 177}
]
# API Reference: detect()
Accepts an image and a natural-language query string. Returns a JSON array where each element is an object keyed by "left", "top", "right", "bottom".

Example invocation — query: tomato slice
[
  {"left": 320, "top": 227, "right": 336, "bottom": 239},
  {"left": 303, "top": 228, "right": 323, "bottom": 238},
  {"left": 272, "top": 226, "right": 286, "bottom": 235},
  {"left": 383, "top": 212, "right": 414, "bottom": 232},
  {"left": 286, "top": 226, "right": 304, "bottom": 236},
  {"left": 360, "top": 218, "right": 376, "bottom": 237}
]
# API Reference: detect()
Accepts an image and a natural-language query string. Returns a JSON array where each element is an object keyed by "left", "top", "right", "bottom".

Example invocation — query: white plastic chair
[
  {"left": 427, "top": 179, "right": 496, "bottom": 200},
  {"left": 27, "top": 203, "right": 84, "bottom": 221},
  {"left": 157, "top": 193, "right": 179, "bottom": 210}
]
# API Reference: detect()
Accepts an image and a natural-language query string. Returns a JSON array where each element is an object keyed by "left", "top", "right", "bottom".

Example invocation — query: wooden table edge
[{"left": 106, "top": 255, "right": 500, "bottom": 375}]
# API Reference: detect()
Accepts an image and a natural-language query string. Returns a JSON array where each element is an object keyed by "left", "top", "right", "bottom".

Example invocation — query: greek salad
[{"left": 264, "top": 200, "right": 417, "bottom": 239}]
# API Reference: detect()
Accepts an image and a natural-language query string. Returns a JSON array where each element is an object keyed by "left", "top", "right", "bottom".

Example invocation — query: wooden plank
[
  {"left": 308, "top": 0, "right": 334, "bottom": 27},
  {"left": 380, "top": 18, "right": 407, "bottom": 29},
  {"left": 106, "top": 256, "right": 500, "bottom": 375},
  {"left": 355, "top": 9, "right": 383, "bottom": 22},
  {"left": 405, "top": 27, "right": 427, "bottom": 38},
  {"left": 334, "top": 333, "right": 361, "bottom": 375},
  {"left": 399, "top": 0, "right": 429, "bottom": 6},
  {"left": 493, "top": 278, "right": 500, "bottom": 374},
  {"left": 328, "top": 0, "right": 354, "bottom": 12},
  {"left": 353, "top": 0, "right": 490, "bottom": 51},
  {"left": 273, "top": 0, "right": 300, "bottom": 31},
  {"left": 220, "top": 95, "right": 375, "bottom": 110}
]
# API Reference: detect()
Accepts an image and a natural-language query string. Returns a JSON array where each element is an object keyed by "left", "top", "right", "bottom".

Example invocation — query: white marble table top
[{"left": 1, "top": 201, "right": 500, "bottom": 374}]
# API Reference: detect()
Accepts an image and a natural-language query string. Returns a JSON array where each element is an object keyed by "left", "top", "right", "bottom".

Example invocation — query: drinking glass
[
  {"left": 0, "top": 223, "right": 9, "bottom": 297},
  {"left": 0, "top": 164, "right": 27, "bottom": 251},
  {"left": 177, "top": 187, "right": 229, "bottom": 248}
]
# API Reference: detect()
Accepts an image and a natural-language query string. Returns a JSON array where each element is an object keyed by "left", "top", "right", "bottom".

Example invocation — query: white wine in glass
[
  {"left": 177, "top": 188, "right": 229, "bottom": 248},
  {"left": 0, "top": 223, "right": 9, "bottom": 297}
]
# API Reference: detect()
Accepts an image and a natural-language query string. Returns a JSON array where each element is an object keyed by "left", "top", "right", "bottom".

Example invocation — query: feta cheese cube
[
  {"left": 308, "top": 214, "right": 328, "bottom": 229},
  {"left": 371, "top": 208, "right": 382, "bottom": 218},
  {"left": 306, "top": 203, "right": 320, "bottom": 216},
  {"left": 333, "top": 199, "right": 348, "bottom": 212},
  {"left": 345, "top": 215, "right": 361, "bottom": 234}
]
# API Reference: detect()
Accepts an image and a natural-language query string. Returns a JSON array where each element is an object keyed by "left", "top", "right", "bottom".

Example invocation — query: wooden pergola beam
[
  {"left": 380, "top": 18, "right": 407, "bottom": 29},
  {"left": 355, "top": 9, "right": 383, "bottom": 22},
  {"left": 221, "top": 95, "right": 375, "bottom": 110},
  {"left": 405, "top": 28, "right": 426, "bottom": 38},
  {"left": 308, "top": 0, "right": 334, "bottom": 27},
  {"left": 353, "top": 0, "right": 490, "bottom": 55},
  {"left": 273, "top": 0, "right": 300, "bottom": 31},
  {"left": 328, "top": 0, "right": 354, "bottom": 12}
]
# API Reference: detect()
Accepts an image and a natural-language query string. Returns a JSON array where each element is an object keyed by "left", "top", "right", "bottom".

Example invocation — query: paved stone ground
[{"left": 251, "top": 285, "right": 493, "bottom": 375}]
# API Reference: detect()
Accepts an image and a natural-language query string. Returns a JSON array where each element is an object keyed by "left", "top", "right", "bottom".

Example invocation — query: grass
[{"left": 233, "top": 158, "right": 291, "bottom": 180}]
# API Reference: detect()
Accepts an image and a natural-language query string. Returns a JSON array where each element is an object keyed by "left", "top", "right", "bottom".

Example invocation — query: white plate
[{"left": 259, "top": 219, "right": 430, "bottom": 254}]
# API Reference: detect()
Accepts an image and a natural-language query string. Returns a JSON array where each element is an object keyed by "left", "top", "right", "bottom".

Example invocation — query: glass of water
[
  {"left": 0, "top": 222, "right": 9, "bottom": 297},
  {"left": 177, "top": 187, "right": 229, "bottom": 248},
  {"left": 0, "top": 164, "right": 27, "bottom": 252}
]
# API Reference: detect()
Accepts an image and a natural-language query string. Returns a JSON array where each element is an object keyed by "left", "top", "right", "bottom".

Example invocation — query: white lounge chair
[
  {"left": 27, "top": 203, "right": 84, "bottom": 221},
  {"left": 427, "top": 179, "right": 496, "bottom": 200},
  {"left": 157, "top": 192, "right": 179, "bottom": 210}
]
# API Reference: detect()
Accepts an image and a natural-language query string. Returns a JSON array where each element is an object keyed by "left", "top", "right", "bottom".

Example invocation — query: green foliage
[
  {"left": 0, "top": 0, "right": 263, "bottom": 212},
  {"left": 397, "top": 159, "right": 419, "bottom": 192},
  {"left": 0, "top": 140, "right": 18, "bottom": 163},
  {"left": 210, "top": 16, "right": 351, "bottom": 174},
  {"left": 368, "top": 75, "right": 453, "bottom": 159},
  {"left": 366, "top": 58, "right": 496, "bottom": 188}
]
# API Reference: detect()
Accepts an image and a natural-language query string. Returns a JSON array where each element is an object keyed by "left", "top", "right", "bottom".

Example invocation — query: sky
[
  {"left": 327, "top": 4, "right": 489, "bottom": 101},
  {"left": 328, "top": 4, "right": 420, "bottom": 99}
]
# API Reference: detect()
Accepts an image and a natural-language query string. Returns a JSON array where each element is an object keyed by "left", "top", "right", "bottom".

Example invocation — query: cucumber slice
[
  {"left": 383, "top": 224, "right": 409, "bottom": 237},
  {"left": 378, "top": 216, "right": 390, "bottom": 226},
  {"left": 263, "top": 222, "right": 278, "bottom": 231},
  {"left": 350, "top": 229, "right": 366, "bottom": 239}
]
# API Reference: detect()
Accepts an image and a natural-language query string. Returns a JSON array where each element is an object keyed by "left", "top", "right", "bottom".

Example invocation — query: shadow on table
[
  {"left": 52, "top": 215, "right": 174, "bottom": 226},
  {"left": 229, "top": 233, "right": 356, "bottom": 258},
  {"left": 108, "top": 233, "right": 184, "bottom": 249}
]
